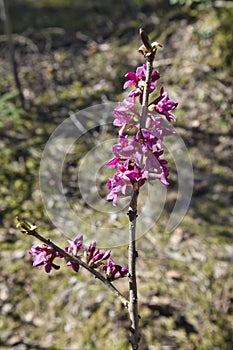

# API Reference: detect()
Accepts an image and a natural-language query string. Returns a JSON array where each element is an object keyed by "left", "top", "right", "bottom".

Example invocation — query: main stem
[
  {"left": 128, "top": 184, "right": 140, "bottom": 349},
  {"left": 127, "top": 52, "right": 155, "bottom": 350},
  {"left": 141, "top": 56, "right": 154, "bottom": 129}
]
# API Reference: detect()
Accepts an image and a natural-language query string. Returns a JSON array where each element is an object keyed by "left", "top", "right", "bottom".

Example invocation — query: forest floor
[{"left": 0, "top": 1, "right": 232, "bottom": 349}]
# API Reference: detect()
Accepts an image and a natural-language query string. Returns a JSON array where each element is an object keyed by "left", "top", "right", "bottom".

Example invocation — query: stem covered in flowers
[{"left": 127, "top": 29, "right": 158, "bottom": 349}]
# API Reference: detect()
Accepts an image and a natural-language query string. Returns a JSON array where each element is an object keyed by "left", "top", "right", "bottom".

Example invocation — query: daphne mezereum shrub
[{"left": 16, "top": 29, "right": 178, "bottom": 350}]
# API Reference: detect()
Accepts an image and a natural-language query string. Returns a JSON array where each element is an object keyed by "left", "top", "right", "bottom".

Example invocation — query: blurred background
[{"left": 0, "top": 0, "right": 232, "bottom": 349}]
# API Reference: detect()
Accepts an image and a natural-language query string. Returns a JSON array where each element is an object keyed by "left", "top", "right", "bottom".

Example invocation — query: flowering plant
[
  {"left": 16, "top": 28, "right": 177, "bottom": 350},
  {"left": 106, "top": 63, "right": 177, "bottom": 206}
]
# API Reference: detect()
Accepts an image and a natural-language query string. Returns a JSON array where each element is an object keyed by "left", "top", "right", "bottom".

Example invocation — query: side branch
[{"left": 16, "top": 217, "right": 129, "bottom": 309}]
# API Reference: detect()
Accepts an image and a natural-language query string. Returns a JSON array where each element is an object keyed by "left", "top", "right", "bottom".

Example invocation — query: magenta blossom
[
  {"left": 64, "top": 234, "right": 84, "bottom": 272},
  {"left": 146, "top": 115, "right": 175, "bottom": 142},
  {"left": 124, "top": 162, "right": 148, "bottom": 183},
  {"left": 103, "top": 258, "right": 128, "bottom": 281},
  {"left": 112, "top": 135, "right": 143, "bottom": 164},
  {"left": 149, "top": 86, "right": 178, "bottom": 122},
  {"left": 124, "top": 64, "right": 160, "bottom": 103},
  {"left": 66, "top": 234, "right": 83, "bottom": 256},
  {"left": 134, "top": 128, "right": 160, "bottom": 153},
  {"left": 113, "top": 98, "right": 138, "bottom": 131},
  {"left": 86, "top": 241, "right": 111, "bottom": 268},
  {"left": 106, "top": 159, "right": 147, "bottom": 206},
  {"left": 144, "top": 150, "right": 170, "bottom": 185},
  {"left": 106, "top": 157, "right": 121, "bottom": 167},
  {"left": 29, "top": 245, "right": 61, "bottom": 273},
  {"left": 106, "top": 170, "right": 132, "bottom": 206},
  {"left": 65, "top": 260, "right": 80, "bottom": 272},
  {"left": 106, "top": 127, "right": 171, "bottom": 204},
  {"left": 106, "top": 62, "right": 177, "bottom": 205}
]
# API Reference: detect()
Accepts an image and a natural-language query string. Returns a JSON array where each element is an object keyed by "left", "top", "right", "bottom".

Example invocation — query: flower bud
[{"left": 139, "top": 28, "right": 152, "bottom": 51}]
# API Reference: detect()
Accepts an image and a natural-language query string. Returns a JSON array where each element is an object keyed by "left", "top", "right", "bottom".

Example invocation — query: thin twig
[
  {"left": 1, "top": 0, "right": 25, "bottom": 108},
  {"left": 0, "top": 34, "right": 39, "bottom": 52}
]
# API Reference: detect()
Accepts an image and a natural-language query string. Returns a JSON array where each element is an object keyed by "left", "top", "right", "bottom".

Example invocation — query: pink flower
[
  {"left": 112, "top": 135, "right": 134, "bottom": 158},
  {"left": 65, "top": 260, "right": 80, "bottom": 272},
  {"left": 113, "top": 99, "right": 137, "bottom": 128},
  {"left": 146, "top": 115, "right": 175, "bottom": 142},
  {"left": 106, "top": 170, "right": 132, "bottom": 206},
  {"left": 64, "top": 235, "right": 84, "bottom": 272},
  {"left": 103, "top": 258, "right": 128, "bottom": 281},
  {"left": 150, "top": 86, "right": 178, "bottom": 122},
  {"left": 124, "top": 162, "right": 147, "bottom": 183},
  {"left": 124, "top": 64, "right": 160, "bottom": 103},
  {"left": 144, "top": 150, "right": 170, "bottom": 186},
  {"left": 66, "top": 235, "right": 83, "bottom": 256},
  {"left": 106, "top": 63, "right": 177, "bottom": 206},
  {"left": 106, "top": 157, "right": 121, "bottom": 167},
  {"left": 86, "top": 241, "right": 111, "bottom": 268},
  {"left": 29, "top": 245, "right": 61, "bottom": 273},
  {"left": 106, "top": 159, "right": 147, "bottom": 206},
  {"left": 112, "top": 135, "right": 144, "bottom": 165},
  {"left": 134, "top": 128, "right": 160, "bottom": 153}
]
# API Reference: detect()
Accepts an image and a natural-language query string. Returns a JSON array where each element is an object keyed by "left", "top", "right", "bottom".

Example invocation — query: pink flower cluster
[
  {"left": 106, "top": 64, "right": 177, "bottom": 206},
  {"left": 29, "top": 235, "right": 128, "bottom": 281}
]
